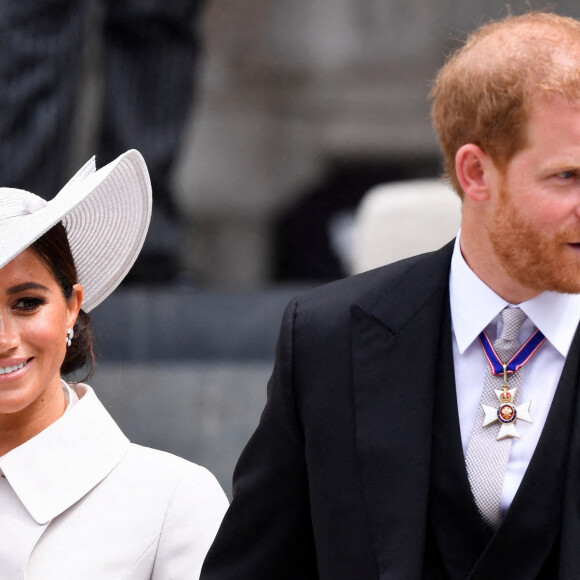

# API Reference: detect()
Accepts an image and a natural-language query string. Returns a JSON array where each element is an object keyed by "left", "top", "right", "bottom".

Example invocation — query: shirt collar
[
  {"left": 62, "top": 379, "right": 80, "bottom": 414},
  {"left": 450, "top": 232, "right": 580, "bottom": 357}
]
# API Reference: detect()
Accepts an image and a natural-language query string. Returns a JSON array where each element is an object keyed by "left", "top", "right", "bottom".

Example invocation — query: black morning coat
[{"left": 201, "top": 240, "right": 580, "bottom": 579}]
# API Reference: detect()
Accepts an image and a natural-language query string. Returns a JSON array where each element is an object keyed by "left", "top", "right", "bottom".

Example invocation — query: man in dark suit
[{"left": 201, "top": 12, "right": 580, "bottom": 578}]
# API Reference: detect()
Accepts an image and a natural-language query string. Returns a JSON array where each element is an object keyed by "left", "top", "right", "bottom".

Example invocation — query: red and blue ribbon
[{"left": 478, "top": 328, "right": 546, "bottom": 376}]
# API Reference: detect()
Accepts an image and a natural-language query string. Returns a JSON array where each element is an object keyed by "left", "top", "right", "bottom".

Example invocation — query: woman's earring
[{"left": 66, "top": 328, "right": 74, "bottom": 347}]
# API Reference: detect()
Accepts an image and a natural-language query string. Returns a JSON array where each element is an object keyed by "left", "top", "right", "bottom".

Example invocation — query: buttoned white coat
[{"left": 0, "top": 383, "right": 229, "bottom": 579}]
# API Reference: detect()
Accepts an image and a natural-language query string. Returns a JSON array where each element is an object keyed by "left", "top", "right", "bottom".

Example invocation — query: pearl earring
[{"left": 66, "top": 328, "right": 74, "bottom": 347}]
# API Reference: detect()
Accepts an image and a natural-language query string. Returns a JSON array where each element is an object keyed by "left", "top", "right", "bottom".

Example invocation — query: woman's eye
[{"left": 13, "top": 297, "right": 46, "bottom": 311}]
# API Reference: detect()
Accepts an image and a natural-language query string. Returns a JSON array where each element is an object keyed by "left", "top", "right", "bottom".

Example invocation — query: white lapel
[{"left": 0, "top": 384, "right": 130, "bottom": 524}]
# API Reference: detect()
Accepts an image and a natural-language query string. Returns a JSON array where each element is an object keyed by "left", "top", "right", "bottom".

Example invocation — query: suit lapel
[
  {"left": 426, "top": 297, "right": 493, "bottom": 579},
  {"left": 350, "top": 243, "right": 453, "bottom": 579},
  {"left": 540, "top": 322, "right": 580, "bottom": 579}
]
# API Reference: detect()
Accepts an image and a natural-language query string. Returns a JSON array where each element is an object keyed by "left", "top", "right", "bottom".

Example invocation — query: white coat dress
[{"left": 0, "top": 383, "right": 229, "bottom": 579}]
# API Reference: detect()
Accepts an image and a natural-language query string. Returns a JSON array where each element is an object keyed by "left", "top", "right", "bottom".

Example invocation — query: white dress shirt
[{"left": 449, "top": 233, "right": 580, "bottom": 514}]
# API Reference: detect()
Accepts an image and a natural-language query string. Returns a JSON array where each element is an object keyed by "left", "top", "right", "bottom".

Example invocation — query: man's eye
[
  {"left": 556, "top": 170, "right": 577, "bottom": 179},
  {"left": 14, "top": 297, "right": 46, "bottom": 311}
]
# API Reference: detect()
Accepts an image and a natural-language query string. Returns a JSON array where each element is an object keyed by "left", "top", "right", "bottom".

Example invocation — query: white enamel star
[{"left": 481, "top": 387, "right": 532, "bottom": 440}]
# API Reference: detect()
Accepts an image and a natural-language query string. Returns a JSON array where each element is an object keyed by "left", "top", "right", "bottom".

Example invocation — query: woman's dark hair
[{"left": 30, "top": 222, "right": 95, "bottom": 380}]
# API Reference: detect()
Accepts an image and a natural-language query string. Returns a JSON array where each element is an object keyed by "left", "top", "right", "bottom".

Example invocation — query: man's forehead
[{"left": 466, "top": 19, "right": 580, "bottom": 82}]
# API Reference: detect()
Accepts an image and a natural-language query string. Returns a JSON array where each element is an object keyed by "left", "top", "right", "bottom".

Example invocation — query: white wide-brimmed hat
[{"left": 0, "top": 149, "right": 152, "bottom": 312}]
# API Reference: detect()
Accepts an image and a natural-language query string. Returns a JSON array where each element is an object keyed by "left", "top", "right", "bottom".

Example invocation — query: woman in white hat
[{"left": 0, "top": 150, "right": 228, "bottom": 579}]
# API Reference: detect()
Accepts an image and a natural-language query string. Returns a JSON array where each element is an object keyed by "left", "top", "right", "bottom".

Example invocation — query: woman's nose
[{"left": 0, "top": 316, "right": 19, "bottom": 351}]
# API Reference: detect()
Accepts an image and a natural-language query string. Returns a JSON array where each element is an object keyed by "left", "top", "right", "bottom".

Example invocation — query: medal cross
[{"left": 481, "top": 387, "right": 532, "bottom": 440}]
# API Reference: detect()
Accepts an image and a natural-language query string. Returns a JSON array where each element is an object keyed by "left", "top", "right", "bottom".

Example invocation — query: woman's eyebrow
[{"left": 5, "top": 282, "right": 50, "bottom": 295}]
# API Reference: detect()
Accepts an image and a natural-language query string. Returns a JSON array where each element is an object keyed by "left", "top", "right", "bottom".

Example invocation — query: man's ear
[{"left": 455, "top": 144, "right": 494, "bottom": 202}]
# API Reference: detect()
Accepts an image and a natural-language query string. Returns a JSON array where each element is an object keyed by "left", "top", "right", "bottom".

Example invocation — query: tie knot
[{"left": 495, "top": 307, "right": 527, "bottom": 359}]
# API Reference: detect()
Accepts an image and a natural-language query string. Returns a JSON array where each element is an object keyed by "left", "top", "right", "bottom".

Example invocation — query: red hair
[{"left": 431, "top": 12, "right": 580, "bottom": 197}]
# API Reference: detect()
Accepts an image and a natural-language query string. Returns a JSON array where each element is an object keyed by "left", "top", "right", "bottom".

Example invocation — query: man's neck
[{"left": 459, "top": 232, "right": 541, "bottom": 305}]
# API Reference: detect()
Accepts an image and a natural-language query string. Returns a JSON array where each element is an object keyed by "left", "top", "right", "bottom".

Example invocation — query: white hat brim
[{"left": 0, "top": 149, "right": 152, "bottom": 312}]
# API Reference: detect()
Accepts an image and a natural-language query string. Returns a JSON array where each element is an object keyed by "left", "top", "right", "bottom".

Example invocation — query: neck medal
[{"left": 478, "top": 328, "right": 546, "bottom": 440}]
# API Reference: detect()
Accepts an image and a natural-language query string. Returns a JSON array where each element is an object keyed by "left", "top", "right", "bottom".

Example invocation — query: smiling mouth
[{"left": 0, "top": 360, "right": 28, "bottom": 375}]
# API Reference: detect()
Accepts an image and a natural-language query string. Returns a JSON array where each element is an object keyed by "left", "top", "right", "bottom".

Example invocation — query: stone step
[{"left": 90, "top": 285, "right": 309, "bottom": 362}]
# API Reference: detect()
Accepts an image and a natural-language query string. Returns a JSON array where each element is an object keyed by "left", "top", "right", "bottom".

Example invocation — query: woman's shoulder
[
  {"left": 118, "top": 445, "right": 229, "bottom": 574},
  {"left": 118, "top": 443, "right": 227, "bottom": 502},
  {"left": 123, "top": 443, "right": 206, "bottom": 473},
  {"left": 73, "top": 384, "right": 226, "bottom": 497},
  {"left": 71, "top": 384, "right": 228, "bottom": 511}
]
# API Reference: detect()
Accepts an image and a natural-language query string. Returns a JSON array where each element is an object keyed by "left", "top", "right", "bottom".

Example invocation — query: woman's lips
[{"left": 0, "top": 358, "right": 31, "bottom": 377}]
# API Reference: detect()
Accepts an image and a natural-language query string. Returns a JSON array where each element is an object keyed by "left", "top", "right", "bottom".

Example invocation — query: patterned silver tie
[{"left": 465, "top": 307, "right": 527, "bottom": 529}]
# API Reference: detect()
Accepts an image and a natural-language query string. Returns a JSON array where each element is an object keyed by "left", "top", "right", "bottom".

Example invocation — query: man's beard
[{"left": 489, "top": 189, "right": 580, "bottom": 295}]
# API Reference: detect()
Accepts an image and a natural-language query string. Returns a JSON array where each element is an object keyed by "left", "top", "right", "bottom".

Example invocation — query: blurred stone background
[{"left": 51, "top": 0, "right": 580, "bottom": 495}]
